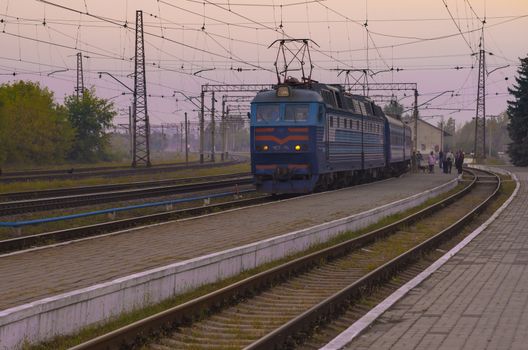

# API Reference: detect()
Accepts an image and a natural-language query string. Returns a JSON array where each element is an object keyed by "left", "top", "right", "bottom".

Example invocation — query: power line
[{"left": 441, "top": 0, "right": 476, "bottom": 52}]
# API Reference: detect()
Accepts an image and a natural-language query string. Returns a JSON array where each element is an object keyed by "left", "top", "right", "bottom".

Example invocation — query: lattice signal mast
[
  {"left": 132, "top": 10, "right": 151, "bottom": 167},
  {"left": 473, "top": 29, "right": 486, "bottom": 162},
  {"left": 76, "top": 52, "right": 84, "bottom": 98}
]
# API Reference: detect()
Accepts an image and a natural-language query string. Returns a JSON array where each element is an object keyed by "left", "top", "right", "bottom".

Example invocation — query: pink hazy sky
[{"left": 0, "top": 0, "right": 527, "bottom": 126}]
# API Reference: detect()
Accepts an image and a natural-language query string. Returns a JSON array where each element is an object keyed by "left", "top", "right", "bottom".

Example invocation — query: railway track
[
  {"left": 0, "top": 172, "right": 251, "bottom": 201},
  {"left": 68, "top": 168, "right": 503, "bottom": 350},
  {"left": 0, "top": 176, "right": 253, "bottom": 216},
  {"left": 0, "top": 159, "right": 242, "bottom": 183},
  {"left": 0, "top": 195, "right": 274, "bottom": 255}
]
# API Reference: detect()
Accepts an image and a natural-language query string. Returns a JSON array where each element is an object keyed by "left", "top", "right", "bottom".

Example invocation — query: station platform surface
[
  {"left": 0, "top": 171, "right": 456, "bottom": 311},
  {"left": 338, "top": 167, "right": 527, "bottom": 350}
]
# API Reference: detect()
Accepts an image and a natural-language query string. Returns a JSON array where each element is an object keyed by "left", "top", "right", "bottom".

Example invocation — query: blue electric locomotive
[{"left": 250, "top": 82, "right": 412, "bottom": 194}]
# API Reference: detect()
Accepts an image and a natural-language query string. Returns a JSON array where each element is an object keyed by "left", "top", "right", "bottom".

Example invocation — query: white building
[{"left": 405, "top": 118, "right": 451, "bottom": 155}]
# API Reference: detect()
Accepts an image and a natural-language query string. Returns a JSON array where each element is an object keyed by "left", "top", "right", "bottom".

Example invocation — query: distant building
[{"left": 404, "top": 118, "right": 451, "bottom": 154}]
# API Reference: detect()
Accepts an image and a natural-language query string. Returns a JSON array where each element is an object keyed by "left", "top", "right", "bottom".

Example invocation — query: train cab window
[
  {"left": 284, "top": 104, "right": 309, "bottom": 122},
  {"left": 318, "top": 105, "right": 324, "bottom": 123},
  {"left": 256, "top": 104, "right": 280, "bottom": 122}
]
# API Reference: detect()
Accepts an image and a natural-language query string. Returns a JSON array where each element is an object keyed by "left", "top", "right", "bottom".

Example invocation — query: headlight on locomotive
[{"left": 256, "top": 145, "right": 270, "bottom": 151}]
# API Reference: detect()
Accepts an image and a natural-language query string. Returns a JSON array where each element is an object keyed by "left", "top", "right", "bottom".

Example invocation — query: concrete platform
[
  {"left": 326, "top": 166, "right": 525, "bottom": 350},
  {"left": 0, "top": 172, "right": 456, "bottom": 311},
  {"left": 0, "top": 171, "right": 457, "bottom": 348}
]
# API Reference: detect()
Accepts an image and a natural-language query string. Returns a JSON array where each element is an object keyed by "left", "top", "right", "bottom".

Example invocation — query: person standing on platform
[
  {"left": 445, "top": 150, "right": 454, "bottom": 174},
  {"left": 438, "top": 150, "right": 444, "bottom": 170},
  {"left": 428, "top": 151, "right": 436, "bottom": 173},
  {"left": 455, "top": 150, "right": 465, "bottom": 175},
  {"left": 416, "top": 151, "right": 424, "bottom": 172}
]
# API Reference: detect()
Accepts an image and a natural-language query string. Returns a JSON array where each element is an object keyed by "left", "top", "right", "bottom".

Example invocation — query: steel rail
[
  {"left": 246, "top": 168, "right": 501, "bottom": 350},
  {"left": 0, "top": 177, "right": 253, "bottom": 216},
  {"left": 0, "top": 172, "right": 251, "bottom": 201},
  {"left": 69, "top": 169, "right": 496, "bottom": 350},
  {"left": 0, "top": 195, "right": 272, "bottom": 255}
]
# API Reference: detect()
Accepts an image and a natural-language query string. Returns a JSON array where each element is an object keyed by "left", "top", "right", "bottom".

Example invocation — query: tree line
[{"left": 0, "top": 81, "right": 115, "bottom": 167}]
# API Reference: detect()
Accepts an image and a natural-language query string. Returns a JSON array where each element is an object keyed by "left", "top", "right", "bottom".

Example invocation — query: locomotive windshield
[
  {"left": 284, "top": 104, "right": 309, "bottom": 122},
  {"left": 256, "top": 104, "right": 280, "bottom": 122},
  {"left": 254, "top": 103, "right": 313, "bottom": 123}
]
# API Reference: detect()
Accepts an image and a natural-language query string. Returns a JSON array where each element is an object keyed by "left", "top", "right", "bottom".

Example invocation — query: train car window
[
  {"left": 256, "top": 104, "right": 280, "bottom": 122},
  {"left": 330, "top": 116, "right": 334, "bottom": 127},
  {"left": 356, "top": 120, "right": 360, "bottom": 130},
  {"left": 353, "top": 100, "right": 362, "bottom": 115},
  {"left": 365, "top": 103, "right": 373, "bottom": 115},
  {"left": 321, "top": 90, "right": 336, "bottom": 108},
  {"left": 284, "top": 104, "right": 309, "bottom": 122},
  {"left": 337, "top": 117, "right": 341, "bottom": 128},
  {"left": 359, "top": 102, "right": 367, "bottom": 116},
  {"left": 373, "top": 104, "right": 384, "bottom": 117},
  {"left": 344, "top": 96, "right": 354, "bottom": 112},
  {"left": 334, "top": 92, "right": 343, "bottom": 109}
]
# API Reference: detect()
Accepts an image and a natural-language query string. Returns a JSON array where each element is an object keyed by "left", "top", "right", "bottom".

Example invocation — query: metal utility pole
[
  {"left": 128, "top": 106, "right": 133, "bottom": 158},
  {"left": 184, "top": 112, "right": 189, "bottom": 164},
  {"left": 200, "top": 91, "right": 205, "bottom": 163},
  {"left": 473, "top": 29, "right": 486, "bottom": 163},
  {"left": 413, "top": 89, "right": 419, "bottom": 152},
  {"left": 76, "top": 52, "right": 84, "bottom": 98},
  {"left": 211, "top": 92, "right": 216, "bottom": 162},
  {"left": 180, "top": 122, "right": 184, "bottom": 154},
  {"left": 132, "top": 10, "right": 151, "bottom": 167},
  {"left": 225, "top": 106, "right": 230, "bottom": 158},
  {"left": 221, "top": 98, "right": 226, "bottom": 161}
]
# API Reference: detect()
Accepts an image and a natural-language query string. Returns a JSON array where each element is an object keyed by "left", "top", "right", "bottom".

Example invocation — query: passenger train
[{"left": 249, "top": 81, "right": 412, "bottom": 193}]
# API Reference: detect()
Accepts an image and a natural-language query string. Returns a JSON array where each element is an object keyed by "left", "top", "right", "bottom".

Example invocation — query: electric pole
[
  {"left": 211, "top": 92, "right": 216, "bottom": 162},
  {"left": 132, "top": 10, "right": 151, "bottom": 167},
  {"left": 200, "top": 91, "right": 205, "bottom": 163},
  {"left": 76, "top": 52, "right": 84, "bottom": 99},
  {"left": 473, "top": 27, "right": 486, "bottom": 163},
  {"left": 413, "top": 89, "right": 419, "bottom": 153},
  {"left": 185, "top": 112, "right": 189, "bottom": 164},
  {"left": 221, "top": 97, "right": 226, "bottom": 161}
]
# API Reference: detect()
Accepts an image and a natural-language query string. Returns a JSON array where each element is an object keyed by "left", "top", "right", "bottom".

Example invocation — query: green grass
[
  {"left": 26, "top": 182, "right": 471, "bottom": 350},
  {"left": 0, "top": 163, "right": 250, "bottom": 194},
  {"left": 482, "top": 157, "right": 507, "bottom": 166},
  {"left": 1, "top": 152, "right": 200, "bottom": 172}
]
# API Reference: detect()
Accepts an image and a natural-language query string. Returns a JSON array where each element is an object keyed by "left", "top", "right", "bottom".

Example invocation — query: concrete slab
[{"left": 329, "top": 166, "right": 527, "bottom": 350}]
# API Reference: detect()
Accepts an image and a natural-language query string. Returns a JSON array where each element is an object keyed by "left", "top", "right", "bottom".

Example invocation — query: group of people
[{"left": 414, "top": 149, "right": 465, "bottom": 175}]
